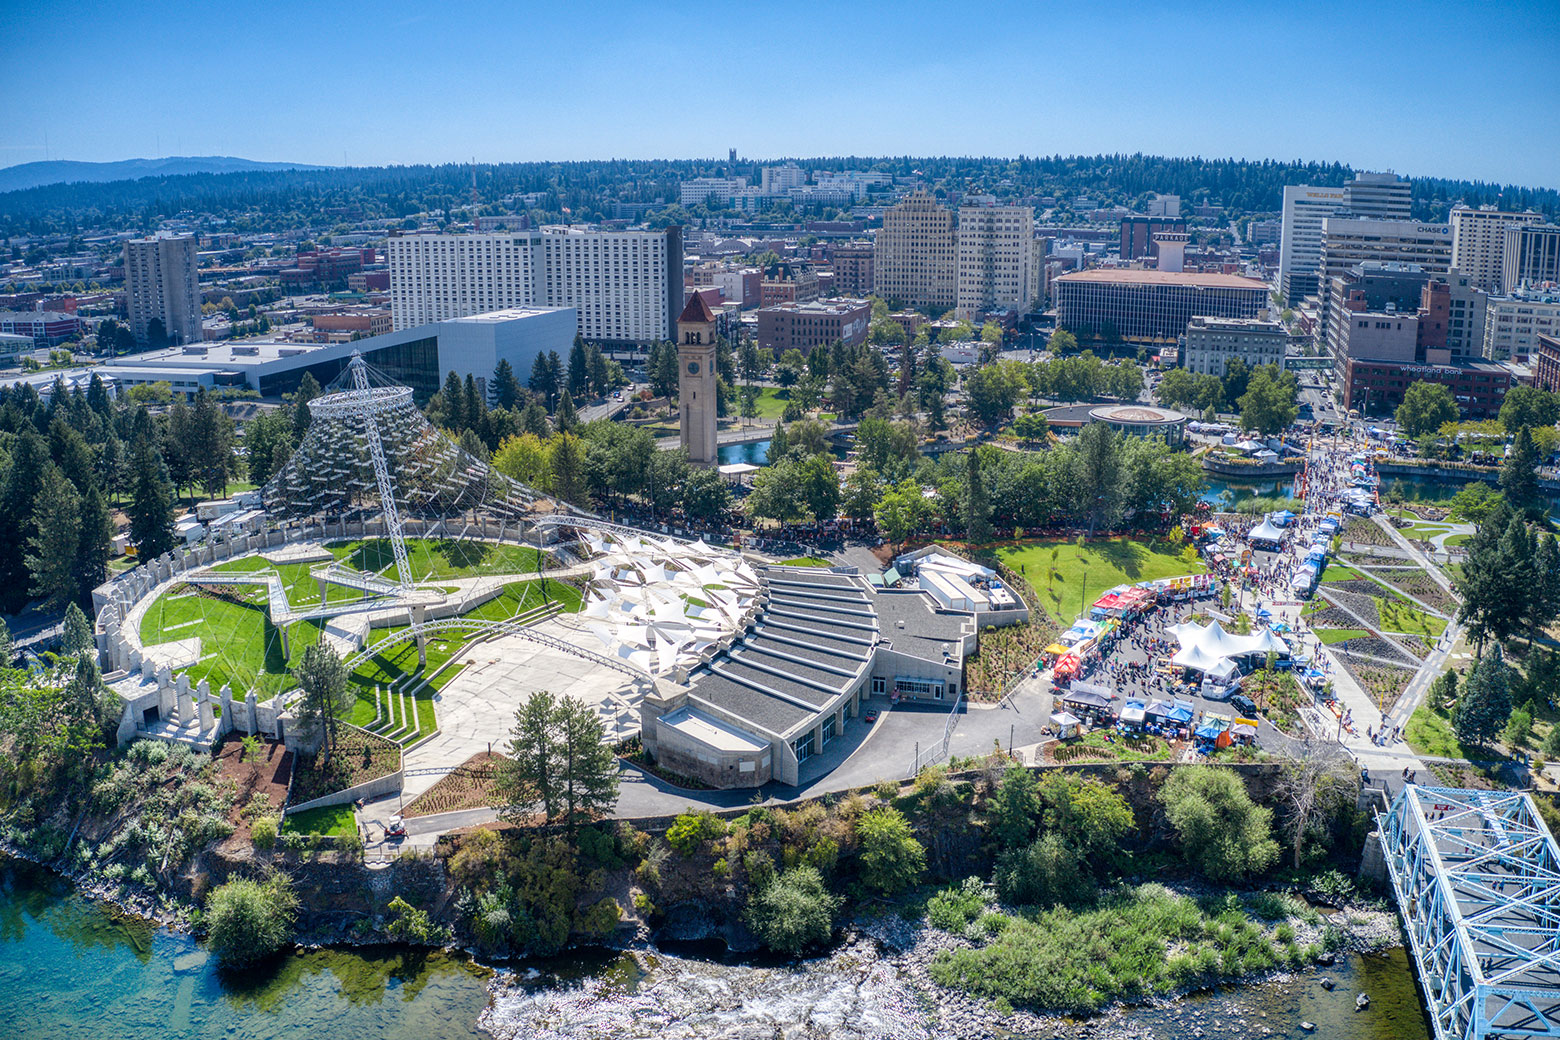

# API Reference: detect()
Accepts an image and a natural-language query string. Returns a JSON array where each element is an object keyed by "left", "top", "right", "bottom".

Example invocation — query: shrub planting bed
[
  {"left": 402, "top": 753, "right": 504, "bottom": 817},
  {"left": 288, "top": 728, "right": 401, "bottom": 806}
]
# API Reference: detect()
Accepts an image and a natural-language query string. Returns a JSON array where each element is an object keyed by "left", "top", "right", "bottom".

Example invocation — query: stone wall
[{"left": 286, "top": 767, "right": 405, "bottom": 814}]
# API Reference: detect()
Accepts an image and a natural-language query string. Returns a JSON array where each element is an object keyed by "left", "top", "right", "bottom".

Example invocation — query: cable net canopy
[{"left": 262, "top": 357, "right": 551, "bottom": 528}]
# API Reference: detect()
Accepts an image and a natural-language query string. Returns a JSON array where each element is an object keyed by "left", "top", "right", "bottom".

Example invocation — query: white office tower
[
  {"left": 1341, "top": 171, "right": 1412, "bottom": 220},
  {"left": 761, "top": 164, "right": 806, "bottom": 193},
  {"left": 388, "top": 227, "right": 682, "bottom": 343},
  {"left": 125, "top": 232, "right": 202, "bottom": 346},
  {"left": 956, "top": 205, "right": 1036, "bottom": 319},
  {"left": 1504, "top": 224, "right": 1560, "bottom": 291},
  {"left": 1279, "top": 185, "right": 1347, "bottom": 301},
  {"left": 1450, "top": 206, "right": 1543, "bottom": 293}
]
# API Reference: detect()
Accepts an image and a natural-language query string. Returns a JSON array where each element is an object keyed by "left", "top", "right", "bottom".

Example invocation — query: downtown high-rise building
[
  {"left": 1504, "top": 224, "right": 1560, "bottom": 291},
  {"left": 873, "top": 190, "right": 957, "bottom": 309},
  {"left": 124, "top": 232, "right": 202, "bottom": 346},
  {"left": 956, "top": 205, "right": 1036, "bottom": 319},
  {"left": 387, "top": 227, "right": 683, "bottom": 343},
  {"left": 1450, "top": 205, "right": 1544, "bottom": 293},
  {"left": 1278, "top": 185, "right": 1348, "bottom": 301},
  {"left": 1278, "top": 172, "right": 1411, "bottom": 302}
]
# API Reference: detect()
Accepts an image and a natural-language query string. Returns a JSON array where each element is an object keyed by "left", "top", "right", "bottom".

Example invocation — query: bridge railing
[{"left": 1380, "top": 785, "right": 1560, "bottom": 1040}]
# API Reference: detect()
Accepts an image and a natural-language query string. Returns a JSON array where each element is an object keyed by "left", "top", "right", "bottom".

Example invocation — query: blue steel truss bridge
[{"left": 1382, "top": 785, "right": 1560, "bottom": 1040}]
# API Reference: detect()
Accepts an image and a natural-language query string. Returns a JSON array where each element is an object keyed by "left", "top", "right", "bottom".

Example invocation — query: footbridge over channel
[{"left": 1382, "top": 785, "right": 1560, "bottom": 1040}]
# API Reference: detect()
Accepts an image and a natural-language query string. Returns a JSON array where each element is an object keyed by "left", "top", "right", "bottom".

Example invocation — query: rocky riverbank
[{"left": 479, "top": 896, "right": 1404, "bottom": 1040}]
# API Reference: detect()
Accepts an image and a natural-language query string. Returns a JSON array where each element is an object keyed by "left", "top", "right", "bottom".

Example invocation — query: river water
[{"left": 0, "top": 856, "right": 1430, "bottom": 1040}]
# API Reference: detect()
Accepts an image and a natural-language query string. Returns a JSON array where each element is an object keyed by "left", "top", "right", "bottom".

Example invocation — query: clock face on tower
[{"left": 687, "top": 361, "right": 700, "bottom": 374}]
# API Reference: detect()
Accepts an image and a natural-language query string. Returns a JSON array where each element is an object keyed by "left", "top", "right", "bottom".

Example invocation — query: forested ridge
[{"left": 4, "top": 153, "right": 1554, "bottom": 234}]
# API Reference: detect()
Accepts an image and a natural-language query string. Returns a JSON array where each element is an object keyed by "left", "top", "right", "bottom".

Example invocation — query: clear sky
[{"left": 4, "top": 0, "right": 1557, "bottom": 187}]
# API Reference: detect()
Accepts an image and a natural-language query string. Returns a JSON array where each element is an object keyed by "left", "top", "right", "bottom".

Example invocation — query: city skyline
[{"left": 3, "top": 0, "right": 1557, "bottom": 187}]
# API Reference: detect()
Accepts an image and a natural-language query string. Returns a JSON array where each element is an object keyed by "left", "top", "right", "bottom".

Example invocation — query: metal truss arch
[{"left": 1382, "top": 785, "right": 1560, "bottom": 1040}]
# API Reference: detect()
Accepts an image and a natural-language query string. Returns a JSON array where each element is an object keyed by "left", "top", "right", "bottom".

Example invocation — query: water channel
[{"left": 0, "top": 855, "right": 1431, "bottom": 1040}]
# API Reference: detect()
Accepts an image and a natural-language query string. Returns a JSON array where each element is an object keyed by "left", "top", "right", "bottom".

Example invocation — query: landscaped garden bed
[
  {"left": 402, "top": 752, "right": 504, "bottom": 817},
  {"left": 288, "top": 727, "right": 401, "bottom": 806},
  {"left": 1043, "top": 729, "right": 1175, "bottom": 764},
  {"left": 965, "top": 617, "right": 1061, "bottom": 700}
]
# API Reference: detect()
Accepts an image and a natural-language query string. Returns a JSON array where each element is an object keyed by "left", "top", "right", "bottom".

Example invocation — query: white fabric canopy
[{"left": 1248, "top": 519, "right": 1286, "bottom": 544}]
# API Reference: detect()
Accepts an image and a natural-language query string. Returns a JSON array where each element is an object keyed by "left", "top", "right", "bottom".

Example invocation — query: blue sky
[{"left": 4, "top": 0, "right": 1557, "bottom": 186}]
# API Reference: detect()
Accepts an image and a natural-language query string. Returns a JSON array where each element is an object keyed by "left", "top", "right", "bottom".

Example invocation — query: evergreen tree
[
  {"left": 549, "top": 433, "right": 588, "bottom": 504},
  {"left": 97, "top": 433, "right": 126, "bottom": 505},
  {"left": 966, "top": 447, "right": 993, "bottom": 544},
  {"left": 557, "top": 694, "right": 620, "bottom": 834},
  {"left": 292, "top": 372, "right": 323, "bottom": 439},
  {"left": 72, "top": 479, "right": 111, "bottom": 602},
  {"left": 48, "top": 416, "right": 94, "bottom": 492},
  {"left": 529, "top": 351, "right": 561, "bottom": 410},
  {"left": 127, "top": 424, "right": 176, "bottom": 561},
  {"left": 24, "top": 465, "right": 82, "bottom": 611},
  {"left": 61, "top": 602, "right": 94, "bottom": 658},
  {"left": 554, "top": 388, "right": 579, "bottom": 433},
  {"left": 649, "top": 342, "right": 680, "bottom": 400},
  {"left": 294, "top": 641, "right": 353, "bottom": 765},
  {"left": 243, "top": 409, "right": 295, "bottom": 486},
  {"left": 0, "top": 617, "right": 11, "bottom": 668},
  {"left": 1501, "top": 425, "right": 1542, "bottom": 519},
  {"left": 463, "top": 373, "right": 485, "bottom": 435},
  {"left": 491, "top": 358, "right": 523, "bottom": 409},
  {"left": 1493, "top": 513, "right": 1537, "bottom": 644},
  {"left": 1536, "top": 534, "right": 1560, "bottom": 636},
  {"left": 0, "top": 431, "right": 50, "bottom": 613},
  {"left": 496, "top": 692, "right": 617, "bottom": 829},
  {"left": 567, "top": 336, "right": 590, "bottom": 399},
  {"left": 440, "top": 370, "right": 466, "bottom": 432},
  {"left": 1454, "top": 644, "right": 1514, "bottom": 749},
  {"left": 162, "top": 399, "right": 195, "bottom": 503},
  {"left": 1458, "top": 498, "right": 1513, "bottom": 655},
  {"left": 519, "top": 398, "right": 551, "bottom": 438},
  {"left": 86, "top": 372, "right": 113, "bottom": 415},
  {"left": 189, "top": 388, "right": 236, "bottom": 497}
]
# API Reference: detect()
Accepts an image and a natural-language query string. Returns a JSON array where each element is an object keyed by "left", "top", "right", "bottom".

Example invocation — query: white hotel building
[
  {"left": 1450, "top": 206, "right": 1544, "bottom": 294},
  {"left": 388, "top": 227, "right": 683, "bottom": 344}
]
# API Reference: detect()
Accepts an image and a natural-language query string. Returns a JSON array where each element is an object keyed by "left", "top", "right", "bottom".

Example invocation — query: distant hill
[{"left": 0, "top": 156, "right": 333, "bottom": 193}]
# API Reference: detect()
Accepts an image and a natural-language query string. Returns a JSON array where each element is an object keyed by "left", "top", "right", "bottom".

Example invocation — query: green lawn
[
  {"left": 1316, "top": 627, "right": 1369, "bottom": 644},
  {"left": 1405, "top": 701, "right": 1481, "bottom": 761},
  {"left": 281, "top": 803, "right": 357, "bottom": 838},
  {"left": 325, "top": 538, "right": 550, "bottom": 580},
  {"left": 1320, "top": 565, "right": 1365, "bottom": 583},
  {"left": 780, "top": 557, "right": 831, "bottom": 567},
  {"left": 139, "top": 550, "right": 577, "bottom": 707},
  {"left": 997, "top": 538, "right": 1205, "bottom": 625},
  {"left": 1444, "top": 533, "right": 1472, "bottom": 548},
  {"left": 346, "top": 579, "right": 583, "bottom": 744},
  {"left": 1375, "top": 598, "right": 1447, "bottom": 639},
  {"left": 754, "top": 386, "right": 792, "bottom": 419},
  {"left": 138, "top": 585, "right": 326, "bottom": 699}
]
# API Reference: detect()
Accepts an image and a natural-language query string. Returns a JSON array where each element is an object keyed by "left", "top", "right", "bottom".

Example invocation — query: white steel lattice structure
[
  {"left": 1382, "top": 785, "right": 1560, "bottom": 1040},
  {"left": 264, "top": 354, "right": 550, "bottom": 537}
]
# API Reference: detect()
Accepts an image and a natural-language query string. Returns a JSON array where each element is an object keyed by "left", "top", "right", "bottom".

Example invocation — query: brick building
[
  {"left": 756, "top": 299, "right": 870, "bottom": 353},
  {"left": 829, "top": 241, "right": 875, "bottom": 295}
]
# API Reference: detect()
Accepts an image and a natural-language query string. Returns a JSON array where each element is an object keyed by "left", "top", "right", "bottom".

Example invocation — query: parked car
[
  {"left": 864, "top": 710, "right": 879, "bottom": 723},
  {"left": 1230, "top": 694, "right": 1258, "bottom": 717}
]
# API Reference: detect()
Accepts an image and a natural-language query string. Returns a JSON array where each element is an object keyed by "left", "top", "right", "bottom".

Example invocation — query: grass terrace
[
  {"left": 345, "top": 579, "right": 583, "bottom": 745},
  {"left": 135, "top": 540, "right": 560, "bottom": 701},
  {"left": 996, "top": 537, "right": 1204, "bottom": 626},
  {"left": 280, "top": 803, "right": 358, "bottom": 838},
  {"left": 779, "top": 557, "right": 832, "bottom": 567}
]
